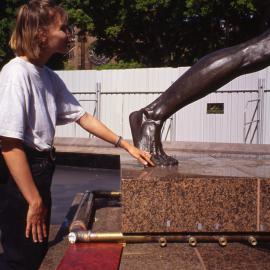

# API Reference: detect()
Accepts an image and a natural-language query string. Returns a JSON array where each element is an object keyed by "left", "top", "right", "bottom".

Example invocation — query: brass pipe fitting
[
  {"left": 188, "top": 237, "right": 197, "bottom": 247},
  {"left": 159, "top": 237, "right": 167, "bottom": 247},
  {"left": 218, "top": 236, "right": 228, "bottom": 247},
  {"left": 248, "top": 236, "right": 258, "bottom": 247},
  {"left": 68, "top": 230, "right": 92, "bottom": 244}
]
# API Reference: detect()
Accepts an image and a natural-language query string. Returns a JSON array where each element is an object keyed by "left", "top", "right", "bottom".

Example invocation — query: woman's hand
[
  {"left": 26, "top": 200, "right": 48, "bottom": 243},
  {"left": 126, "top": 145, "right": 155, "bottom": 167},
  {"left": 76, "top": 114, "right": 155, "bottom": 166}
]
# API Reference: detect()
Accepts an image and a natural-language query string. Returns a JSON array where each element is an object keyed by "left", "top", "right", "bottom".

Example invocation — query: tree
[
  {"left": 0, "top": 0, "right": 66, "bottom": 69},
  {"left": 61, "top": 0, "right": 267, "bottom": 67},
  {"left": 0, "top": 0, "right": 24, "bottom": 68},
  {"left": 1, "top": 0, "right": 269, "bottom": 69}
]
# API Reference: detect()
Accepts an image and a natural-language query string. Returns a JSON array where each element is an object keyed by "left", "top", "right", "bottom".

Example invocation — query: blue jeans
[{"left": 0, "top": 148, "right": 55, "bottom": 270}]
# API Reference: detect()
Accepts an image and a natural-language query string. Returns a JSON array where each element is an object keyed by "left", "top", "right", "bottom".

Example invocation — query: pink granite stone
[{"left": 121, "top": 168, "right": 268, "bottom": 233}]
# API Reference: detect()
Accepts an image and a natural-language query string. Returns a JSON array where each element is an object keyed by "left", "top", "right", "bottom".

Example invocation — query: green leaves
[
  {"left": 185, "top": 0, "right": 255, "bottom": 17},
  {"left": 0, "top": 0, "right": 25, "bottom": 67},
  {"left": 230, "top": 0, "right": 255, "bottom": 10},
  {"left": 84, "top": 0, "right": 263, "bottom": 67},
  {"left": 0, "top": 0, "right": 267, "bottom": 69},
  {"left": 105, "top": 25, "right": 122, "bottom": 39},
  {"left": 67, "top": 8, "right": 94, "bottom": 31},
  {"left": 134, "top": 0, "right": 170, "bottom": 11}
]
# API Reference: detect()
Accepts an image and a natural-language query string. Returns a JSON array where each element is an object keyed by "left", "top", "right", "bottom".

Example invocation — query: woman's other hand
[
  {"left": 1, "top": 137, "right": 48, "bottom": 243},
  {"left": 26, "top": 199, "right": 48, "bottom": 243}
]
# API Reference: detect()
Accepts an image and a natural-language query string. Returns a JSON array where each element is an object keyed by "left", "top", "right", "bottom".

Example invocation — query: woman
[{"left": 0, "top": 1, "right": 154, "bottom": 269}]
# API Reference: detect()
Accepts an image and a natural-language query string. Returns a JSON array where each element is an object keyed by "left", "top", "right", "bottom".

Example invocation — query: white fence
[{"left": 55, "top": 67, "right": 270, "bottom": 144}]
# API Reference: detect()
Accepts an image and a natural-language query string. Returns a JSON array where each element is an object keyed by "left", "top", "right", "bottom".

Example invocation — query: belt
[{"left": 24, "top": 146, "right": 56, "bottom": 161}]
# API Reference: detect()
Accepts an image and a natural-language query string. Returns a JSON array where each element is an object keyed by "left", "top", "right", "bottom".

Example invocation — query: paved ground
[
  {"left": 42, "top": 189, "right": 270, "bottom": 270},
  {"left": 1, "top": 138, "right": 270, "bottom": 269}
]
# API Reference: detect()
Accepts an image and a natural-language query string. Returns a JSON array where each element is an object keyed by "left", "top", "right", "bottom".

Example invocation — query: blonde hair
[{"left": 10, "top": 0, "right": 68, "bottom": 60}]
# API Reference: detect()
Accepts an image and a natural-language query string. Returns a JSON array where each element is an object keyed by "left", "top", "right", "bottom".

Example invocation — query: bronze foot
[{"left": 129, "top": 110, "right": 178, "bottom": 166}]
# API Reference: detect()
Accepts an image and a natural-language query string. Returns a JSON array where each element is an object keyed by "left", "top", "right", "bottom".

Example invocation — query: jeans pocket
[
  {"left": 30, "top": 159, "right": 50, "bottom": 176},
  {"left": 31, "top": 158, "right": 55, "bottom": 191}
]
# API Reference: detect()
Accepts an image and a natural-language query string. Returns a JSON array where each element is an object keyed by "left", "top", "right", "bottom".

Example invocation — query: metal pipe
[
  {"left": 68, "top": 231, "right": 270, "bottom": 245},
  {"left": 69, "top": 191, "right": 94, "bottom": 232},
  {"left": 95, "top": 82, "right": 101, "bottom": 120},
  {"left": 69, "top": 190, "right": 120, "bottom": 233},
  {"left": 93, "top": 190, "right": 121, "bottom": 199}
]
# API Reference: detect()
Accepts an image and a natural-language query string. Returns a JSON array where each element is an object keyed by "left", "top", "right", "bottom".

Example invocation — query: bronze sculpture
[{"left": 129, "top": 29, "right": 270, "bottom": 166}]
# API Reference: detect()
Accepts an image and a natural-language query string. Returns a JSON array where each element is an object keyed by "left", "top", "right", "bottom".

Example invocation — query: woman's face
[{"left": 44, "top": 16, "right": 70, "bottom": 56}]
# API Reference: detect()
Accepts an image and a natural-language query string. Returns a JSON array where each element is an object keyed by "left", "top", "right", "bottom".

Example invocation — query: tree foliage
[
  {"left": 0, "top": 0, "right": 25, "bottom": 66},
  {"left": 61, "top": 0, "right": 268, "bottom": 67},
  {"left": 0, "top": 0, "right": 269, "bottom": 68},
  {"left": 0, "top": 0, "right": 66, "bottom": 69}
]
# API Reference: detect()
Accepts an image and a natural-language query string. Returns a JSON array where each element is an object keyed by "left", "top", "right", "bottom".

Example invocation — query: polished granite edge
[{"left": 54, "top": 137, "right": 270, "bottom": 155}]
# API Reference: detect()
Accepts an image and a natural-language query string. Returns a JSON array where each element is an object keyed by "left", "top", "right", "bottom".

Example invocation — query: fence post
[
  {"left": 170, "top": 114, "right": 176, "bottom": 142},
  {"left": 170, "top": 80, "right": 176, "bottom": 142},
  {"left": 257, "top": 78, "right": 265, "bottom": 144},
  {"left": 95, "top": 82, "right": 101, "bottom": 120}
]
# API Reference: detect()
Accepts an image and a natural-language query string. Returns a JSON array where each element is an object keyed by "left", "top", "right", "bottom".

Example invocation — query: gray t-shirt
[{"left": 0, "top": 57, "right": 85, "bottom": 150}]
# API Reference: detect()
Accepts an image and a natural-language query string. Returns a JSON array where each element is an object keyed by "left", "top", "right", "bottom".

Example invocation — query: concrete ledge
[
  {"left": 163, "top": 141, "right": 270, "bottom": 155},
  {"left": 54, "top": 137, "right": 270, "bottom": 170},
  {"left": 54, "top": 137, "right": 270, "bottom": 155},
  {"left": 54, "top": 137, "right": 122, "bottom": 155}
]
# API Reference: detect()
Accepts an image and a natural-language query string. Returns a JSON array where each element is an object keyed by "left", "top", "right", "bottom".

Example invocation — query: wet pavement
[{"left": 51, "top": 166, "right": 120, "bottom": 224}]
